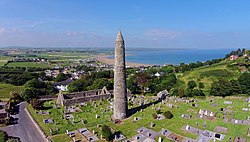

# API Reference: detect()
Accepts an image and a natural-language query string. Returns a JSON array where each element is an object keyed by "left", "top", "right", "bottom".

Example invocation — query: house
[
  {"left": 229, "top": 55, "right": 239, "bottom": 61},
  {"left": 154, "top": 72, "right": 161, "bottom": 77},
  {"left": 52, "top": 78, "right": 74, "bottom": 91}
]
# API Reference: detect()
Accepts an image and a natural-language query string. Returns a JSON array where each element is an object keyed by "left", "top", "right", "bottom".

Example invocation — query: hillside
[{"left": 175, "top": 59, "right": 245, "bottom": 95}]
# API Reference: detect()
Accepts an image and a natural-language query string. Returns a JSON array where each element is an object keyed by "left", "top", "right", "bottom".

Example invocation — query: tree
[
  {"left": 191, "top": 89, "right": 205, "bottom": 96},
  {"left": 127, "top": 77, "right": 140, "bottom": 94},
  {"left": 101, "top": 125, "right": 112, "bottom": 141},
  {"left": 171, "top": 88, "right": 179, "bottom": 96},
  {"left": 21, "top": 88, "right": 37, "bottom": 101},
  {"left": 68, "top": 78, "right": 92, "bottom": 92},
  {"left": 10, "top": 91, "right": 21, "bottom": 104},
  {"left": 134, "top": 72, "right": 150, "bottom": 94},
  {"left": 185, "top": 88, "right": 192, "bottom": 97},
  {"left": 210, "top": 79, "right": 232, "bottom": 97},
  {"left": 0, "top": 130, "right": 8, "bottom": 142},
  {"left": 158, "top": 73, "right": 177, "bottom": 91},
  {"left": 152, "top": 113, "right": 158, "bottom": 119},
  {"left": 163, "top": 111, "right": 173, "bottom": 119},
  {"left": 24, "top": 79, "right": 46, "bottom": 89},
  {"left": 178, "top": 88, "right": 185, "bottom": 97},
  {"left": 160, "top": 66, "right": 175, "bottom": 74},
  {"left": 87, "top": 78, "right": 113, "bottom": 90},
  {"left": 230, "top": 80, "right": 242, "bottom": 95},
  {"left": 198, "top": 82, "right": 204, "bottom": 89},
  {"left": 187, "top": 81, "right": 196, "bottom": 90},
  {"left": 238, "top": 72, "right": 250, "bottom": 95},
  {"left": 54, "top": 73, "right": 70, "bottom": 82}
]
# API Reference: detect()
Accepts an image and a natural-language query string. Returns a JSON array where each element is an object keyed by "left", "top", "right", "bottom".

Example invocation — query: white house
[{"left": 52, "top": 78, "right": 74, "bottom": 91}]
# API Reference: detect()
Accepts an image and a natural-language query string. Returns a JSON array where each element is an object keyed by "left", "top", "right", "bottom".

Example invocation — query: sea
[{"left": 109, "top": 48, "right": 235, "bottom": 65}]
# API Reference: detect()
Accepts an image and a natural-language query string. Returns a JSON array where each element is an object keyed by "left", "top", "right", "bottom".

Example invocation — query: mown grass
[
  {"left": 28, "top": 96, "right": 250, "bottom": 142},
  {"left": 50, "top": 134, "right": 71, "bottom": 142},
  {"left": 0, "top": 83, "right": 24, "bottom": 98}
]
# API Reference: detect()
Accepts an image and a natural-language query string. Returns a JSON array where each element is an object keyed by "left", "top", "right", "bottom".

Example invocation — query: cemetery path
[{"left": 0, "top": 102, "right": 46, "bottom": 142}]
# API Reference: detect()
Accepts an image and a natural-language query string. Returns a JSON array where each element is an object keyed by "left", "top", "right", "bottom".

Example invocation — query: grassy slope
[
  {"left": 176, "top": 60, "right": 241, "bottom": 95},
  {"left": 0, "top": 83, "right": 24, "bottom": 98}
]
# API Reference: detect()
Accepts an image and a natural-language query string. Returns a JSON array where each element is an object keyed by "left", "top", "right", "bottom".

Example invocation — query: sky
[{"left": 0, "top": 0, "right": 250, "bottom": 49}]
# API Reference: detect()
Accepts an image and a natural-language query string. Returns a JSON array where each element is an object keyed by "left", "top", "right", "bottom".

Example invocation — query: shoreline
[{"left": 95, "top": 55, "right": 152, "bottom": 67}]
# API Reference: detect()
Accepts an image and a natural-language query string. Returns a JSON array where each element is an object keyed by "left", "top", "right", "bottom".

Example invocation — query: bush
[
  {"left": 0, "top": 130, "right": 8, "bottom": 142},
  {"left": 156, "top": 109, "right": 161, "bottom": 114},
  {"left": 152, "top": 113, "right": 157, "bottom": 119},
  {"left": 30, "top": 98, "right": 44, "bottom": 109},
  {"left": 101, "top": 125, "right": 112, "bottom": 141},
  {"left": 163, "top": 111, "right": 173, "bottom": 119}
]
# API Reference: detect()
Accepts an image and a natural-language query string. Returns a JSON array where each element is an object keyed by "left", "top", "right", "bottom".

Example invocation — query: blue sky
[{"left": 0, "top": 0, "right": 250, "bottom": 49}]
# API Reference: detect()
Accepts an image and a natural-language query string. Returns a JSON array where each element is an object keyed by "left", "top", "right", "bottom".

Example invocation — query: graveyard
[{"left": 27, "top": 95, "right": 250, "bottom": 142}]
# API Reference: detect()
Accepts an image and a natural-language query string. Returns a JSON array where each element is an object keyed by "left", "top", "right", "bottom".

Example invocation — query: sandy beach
[{"left": 95, "top": 55, "right": 152, "bottom": 67}]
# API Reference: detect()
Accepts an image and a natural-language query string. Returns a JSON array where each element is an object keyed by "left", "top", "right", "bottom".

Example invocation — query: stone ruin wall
[
  {"left": 63, "top": 89, "right": 103, "bottom": 99},
  {"left": 63, "top": 94, "right": 111, "bottom": 106}
]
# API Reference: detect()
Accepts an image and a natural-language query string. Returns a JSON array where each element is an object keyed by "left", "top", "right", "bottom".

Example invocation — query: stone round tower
[{"left": 113, "top": 31, "right": 128, "bottom": 120}]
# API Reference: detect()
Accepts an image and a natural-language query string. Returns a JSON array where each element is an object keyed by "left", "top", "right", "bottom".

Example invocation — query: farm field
[
  {"left": 6, "top": 62, "right": 54, "bottom": 68},
  {"left": 28, "top": 96, "right": 250, "bottom": 142}
]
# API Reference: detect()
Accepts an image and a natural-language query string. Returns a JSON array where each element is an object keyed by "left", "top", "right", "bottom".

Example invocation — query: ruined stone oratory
[{"left": 113, "top": 31, "right": 128, "bottom": 120}]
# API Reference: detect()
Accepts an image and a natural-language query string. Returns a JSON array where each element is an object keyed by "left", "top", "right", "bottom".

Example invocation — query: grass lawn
[
  {"left": 50, "top": 134, "right": 71, "bottom": 142},
  {"left": 6, "top": 62, "right": 54, "bottom": 68},
  {"left": 0, "top": 83, "right": 24, "bottom": 98},
  {"left": 28, "top": 96, "right": 250, "bottom": 142},
  {"left": 0, "top": 62, "right": 6, "bottom": 67}
]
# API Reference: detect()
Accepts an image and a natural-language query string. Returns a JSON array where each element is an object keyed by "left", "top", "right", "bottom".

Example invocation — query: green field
[
  {"left": 0, "top": 62, "right": 6, "bottom": 67},
  {"left": 37, "top": 52, "right": 92, "bottom": 60},
  {"left": 0, "top": 83, "right": 24, "bottom": 98},
  {"left": 6, "top": 62, "right": 54, "bottom": 68},
  {"left": 28, "top": 96, "right": 250, "bottom": 142}
]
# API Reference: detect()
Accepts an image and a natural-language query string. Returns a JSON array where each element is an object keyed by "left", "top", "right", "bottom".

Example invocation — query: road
[{"left": 0, "top": 102, "right": 47, "bottom": 142}]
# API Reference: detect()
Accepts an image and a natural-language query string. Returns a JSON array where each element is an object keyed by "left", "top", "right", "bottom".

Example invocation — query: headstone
[
  {"left": 150, "top": 122, "right": 154, "bottom": 127},
  {"left": 158, "top": 137, "right": 161, "bottom": 142},
  {"left": 50, "top": 128, "right": 53, "bottom": 134}
]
